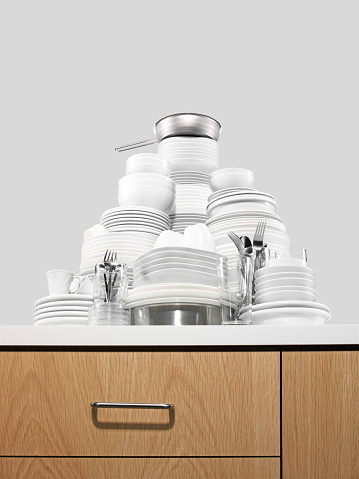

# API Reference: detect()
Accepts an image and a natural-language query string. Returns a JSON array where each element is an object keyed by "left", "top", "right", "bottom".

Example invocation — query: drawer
[
  {"left": 0, "top": 457, "right": 280, "bottom": 478},
  {"left": 0, "top": 349, "right": 280, "bottom": 456}
]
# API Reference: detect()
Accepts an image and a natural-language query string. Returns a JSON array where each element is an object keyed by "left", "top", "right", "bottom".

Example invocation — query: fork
[{"left": 253, "top": 221, "right": 266, "bottom": 273}]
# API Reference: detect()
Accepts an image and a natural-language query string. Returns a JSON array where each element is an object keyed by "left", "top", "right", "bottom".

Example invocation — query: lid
[{"left": 154, "top": 113, "right": 221, "bottom": 142}]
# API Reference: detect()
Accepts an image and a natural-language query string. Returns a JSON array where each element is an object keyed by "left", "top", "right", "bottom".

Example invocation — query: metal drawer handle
[{"left": 91, "top": 402, "right": 174, "bottom": 409}]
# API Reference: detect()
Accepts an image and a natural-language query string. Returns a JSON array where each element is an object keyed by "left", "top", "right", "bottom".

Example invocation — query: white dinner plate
[
  {"left": 35, "top": 305, "right": 91, "bottom": 313},
  {"left": 34, "top": 311, "right": 89, "bottom": 321},
  {"left": 35, "top": 295, "right": 93, "bottom": 307},
  {"left": 33, "top": 318, "right": 88, "bottom": 326},
  {"left": 251, "top": 307, "right": 330, "bottom": 325}
]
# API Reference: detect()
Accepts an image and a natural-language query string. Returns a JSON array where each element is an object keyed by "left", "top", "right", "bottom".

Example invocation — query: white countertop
[{"left": 0, "top": 325, "right": 358, "bottom": 346}]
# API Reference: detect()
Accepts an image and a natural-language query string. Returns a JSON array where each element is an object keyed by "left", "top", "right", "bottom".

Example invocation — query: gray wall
[{"left": 1, "top": 1, "right": 357, "bottom": 325}]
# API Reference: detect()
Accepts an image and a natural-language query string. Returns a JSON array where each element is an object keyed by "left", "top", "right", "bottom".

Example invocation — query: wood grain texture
[
  {"left": 282, "top": 350, "right": 359, "bottom": 479},
  {"left": 0, "top": 350, "right": 280, "bottom": 457},
  {"left": 0, "top": 457, "right": 280, "bottom": 479}
]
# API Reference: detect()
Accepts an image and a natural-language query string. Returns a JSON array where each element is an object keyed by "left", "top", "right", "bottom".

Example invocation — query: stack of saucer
[
  {"left": 33, "top": 294, "right": 93, "bottom": 326},
  {"left": 251, "top": 258, "right": 330, "bottom": 324},
  {"left": 157, "top": 137, "right": 220, "bottom": 173}
]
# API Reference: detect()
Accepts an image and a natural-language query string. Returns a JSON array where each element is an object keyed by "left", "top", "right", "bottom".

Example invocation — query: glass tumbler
[{"left": 88, "top": 262, "right": 130, "bottom": 326}]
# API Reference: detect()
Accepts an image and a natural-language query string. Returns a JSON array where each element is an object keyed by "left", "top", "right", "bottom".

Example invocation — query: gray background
[{"left": 1, "top": 1, "right": 357, "bottom": 325}]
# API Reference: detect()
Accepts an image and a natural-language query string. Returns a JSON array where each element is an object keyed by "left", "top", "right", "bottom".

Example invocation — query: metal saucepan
[{"left": 115, "top": 113, "right": 221, "bottom": 152}]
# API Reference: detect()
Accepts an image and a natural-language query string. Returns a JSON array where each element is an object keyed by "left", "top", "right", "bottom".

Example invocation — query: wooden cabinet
[
  {"left": 1, "top": 345, "right": 358, "bottom": 478},
  {"left": 0, "top": 457, "right": 280, "bottom": 479},
  {"left": 282, "top": 349, "right": 359, "bottom": 479}
]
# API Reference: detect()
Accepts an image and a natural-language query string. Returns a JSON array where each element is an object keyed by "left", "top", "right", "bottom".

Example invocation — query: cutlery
[{"left": 253, "top": 221, "right": 266, "bottom": 273}]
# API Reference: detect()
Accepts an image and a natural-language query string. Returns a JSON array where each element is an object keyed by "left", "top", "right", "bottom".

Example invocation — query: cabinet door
[
  {"left": 0, "top": 457, "right": 280, "bottom": 479},
  {"left": 0, "top": 350, "right": 279, "bottom": 456},
  {"left": 282, "top": 350, "right": 359, "bottom": 479}
]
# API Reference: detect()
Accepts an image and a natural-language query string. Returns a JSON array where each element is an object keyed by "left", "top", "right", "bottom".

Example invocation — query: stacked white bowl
[
  {"left": 117, "top": 153, "right": 176, "bottom": 215},
  {"left": 251, "top": 257, "right": 330, "bottom": 324},
  {"left": 205, "top": 168, "right": 290, "bottom": 293}
]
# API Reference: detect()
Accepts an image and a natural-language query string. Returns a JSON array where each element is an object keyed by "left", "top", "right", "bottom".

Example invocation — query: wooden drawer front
[
  {"left": 0, "top": 350, "right": 279, "bottom": 456},
  {"left": 283, "top": 350, "right": 359, "bottom": 479},
  {"left": 0, "top": 457, "right": 280, "bottom": 479}
]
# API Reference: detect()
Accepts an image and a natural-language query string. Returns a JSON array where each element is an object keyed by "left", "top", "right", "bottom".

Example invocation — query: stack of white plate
[
  {"left": 206, "top": 211, "right": 291, "bottom": 292},
  {"left": 100, "top": 206, "right": 170, "bottom": 234},
  {"left": 132, "top": 247, "right": 229, "bottom": 289},
  {"left": 157, "top": 137, "right": 220, "bottom": 173},
  {"left": 250, "top": 258, "right": 330, "bottom": 324},
  {"left": 79, "top": 231, "right": 158, "bottom": 272},
  {"left": 207, "top": 188, "right": 278, "bottom": 218},
  {"left": 171, "top": 171, "right": 210, "bottom": 184},
  {"left": 33, "top": 294, "right": 93, "bottom": 326}
]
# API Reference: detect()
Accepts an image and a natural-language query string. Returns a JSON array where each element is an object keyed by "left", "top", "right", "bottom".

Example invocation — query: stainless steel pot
[{"left": 115, "top": 113, "right": 221, "bottom": 152}]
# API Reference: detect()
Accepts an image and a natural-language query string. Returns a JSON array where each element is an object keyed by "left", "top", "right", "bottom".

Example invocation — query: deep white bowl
[
  {"left": 126, "top": 153, "right": 171, "bottom": 176},
  {"left": 118, "top": 185, "right": 176, "bottom": 214}
]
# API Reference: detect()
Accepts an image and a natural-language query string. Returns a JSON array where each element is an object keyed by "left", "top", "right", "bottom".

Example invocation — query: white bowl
[
  {"left": 126, "top": 153, "right": 171, "bottom": 176},
  {"left": 118, "top": 184, "right": 176, "bottom": 215},
  {"left": 255, "top": 276, "right": 316, "bottom": 291},
  {"left": 255, "top": 289, "right": 317, "bottom": 304},
  {"left": 119, "top": 173, "right": 175, "bottom": 191},
  {"left": 209, "top": 168, "right": 255, "bottom": 192}
]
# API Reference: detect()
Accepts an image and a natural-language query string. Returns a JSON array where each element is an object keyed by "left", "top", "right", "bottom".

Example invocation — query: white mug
[{"left": 46, "top": 270, "right": 74, "bottom": 296}]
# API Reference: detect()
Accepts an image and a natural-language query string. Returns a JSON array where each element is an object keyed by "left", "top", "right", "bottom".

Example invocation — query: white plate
[
  {"left": 127, "top": 288, "right": 235, "bottom": 304},
  {"left": 103, "top": 226, "right": 161, "bottom": 235},
  {"left": 206, "top": 210, "right": 283, "bottom": 224},
  {"left": 255, "top": 264, "right": 314, "bottom": 278},
  {"left": 255, "top": 289, "right": 316, "bottom": 304},
  {"left": 34, "top": 311, "right": 89, "bottom": 321},
  {"left": 126, "top": 296, "right": 222, "bottom": 309},
  {"left": 35, "top": 295, "right": 93, "bottom": 307},
  {"left": 251, "top": 307, "right": 330, "bottom": 325},
  {"left": 255, "top": 272, "right": 315, "bottom": 285},
  {"left": 35, "top": 305, "right": 91, "bottom": 314},
  {"left": 135, "top": 247, "right": 225, "bottom": 265},
  {"left": 35, "top": 300, "right": 93, "bottom": 311},
  {"left": 101, "top": 206, "right": 170, "bottom": 219},
  {"left": 33, "top": 318, "right": 89, "bottom": 326},
  {"left": 252, "top": 300, "right": 329, "bottom": 312}
]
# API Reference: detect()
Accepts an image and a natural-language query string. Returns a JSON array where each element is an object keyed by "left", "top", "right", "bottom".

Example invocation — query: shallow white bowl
[
  {"left": 255, "top": 264, "right": 314, "bottom": 279},
  {"left": 255, "top": 289, "right": 316, "bottom": 304},
  {"left": 209, "top": 168, "right": 255, "bottom": 192},
  {"left": 251, "top": 307, "right": 330, "bottom": 325}
]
